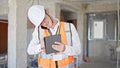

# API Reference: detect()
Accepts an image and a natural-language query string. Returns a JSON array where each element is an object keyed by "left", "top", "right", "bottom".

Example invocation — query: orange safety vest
[{"left": 38, "top": 22, "right": 74, "bottom": 68}]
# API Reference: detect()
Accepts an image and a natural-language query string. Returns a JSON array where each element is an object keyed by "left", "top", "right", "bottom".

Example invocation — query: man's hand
[{"left": 52, "top": 42, "right": 65, "bottom": 52}]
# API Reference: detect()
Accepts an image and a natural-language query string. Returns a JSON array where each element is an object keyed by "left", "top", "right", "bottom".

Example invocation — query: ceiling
[
  {"left": 0, "top": 0, "right": 118, "bottom": 9},
  {"left": 64, "top": 0, "right": 118, "bottom": 4},
  {"left": 65, "top": 0, "right": 117, "bottom": 2},
  {"left": 0, "top": 0, "right": 118, "bottom": 4}
]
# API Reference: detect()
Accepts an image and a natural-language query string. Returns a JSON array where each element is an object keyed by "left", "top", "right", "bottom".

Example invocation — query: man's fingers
[
  {"left": 52, "top": 45, "right": 59, "bottom": 51},
  {"left": 52, "top": 45, "right": 58, "bottom": 48}
]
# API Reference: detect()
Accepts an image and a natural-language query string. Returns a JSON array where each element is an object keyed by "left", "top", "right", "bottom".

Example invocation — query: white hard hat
[{"left": 28, "top": 5, "right": 45, "bottom": 27}]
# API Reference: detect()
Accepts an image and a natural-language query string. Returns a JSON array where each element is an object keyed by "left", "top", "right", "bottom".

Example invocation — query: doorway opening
[
  {"left": 0, "top": 20, "right": 8, "bottom": 68},
  {"left": 86, "top": 11, "right": 118, "bottom": 62},
  {"left": 60, "top": 6, "right": 77, "bottom": 29}
]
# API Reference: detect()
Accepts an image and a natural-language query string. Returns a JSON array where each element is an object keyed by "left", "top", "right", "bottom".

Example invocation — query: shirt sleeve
[
  {"left": 27, "top": 27, "right": 41, "bottom": 55},
  {"left": 63, "top": 23, "right": 81, "bottom": 56}
]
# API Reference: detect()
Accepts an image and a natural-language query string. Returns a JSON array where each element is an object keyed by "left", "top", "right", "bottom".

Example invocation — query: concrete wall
[
  {"left": 8, "top": 0, "right": 28, "bottom": 67},
  {"left": 0, "top": 0, "right": 8, "bottom": 20}
]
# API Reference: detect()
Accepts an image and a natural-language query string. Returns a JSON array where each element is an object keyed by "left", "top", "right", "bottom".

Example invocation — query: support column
[{"left": 8, "top": 0, "right": 27, "bottom": 68}]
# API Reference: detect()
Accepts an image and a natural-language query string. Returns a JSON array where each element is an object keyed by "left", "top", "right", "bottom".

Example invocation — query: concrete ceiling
[
  {"left": 0, "top": 0, "right": 118, "bottom": 5},
  {"left": 63, "top": 0, "right": 118, "bottom": 9},
  {"left": 64, "top": 0, "right": 118, "bottom": 4},
  {"left": 65, "top": 0, "right": 117, "bottom": 2}
]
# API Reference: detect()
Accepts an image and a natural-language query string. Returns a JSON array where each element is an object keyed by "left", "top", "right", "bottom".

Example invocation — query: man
[{"left": 27, "top": 5, "right": 81, "bottom": 68}]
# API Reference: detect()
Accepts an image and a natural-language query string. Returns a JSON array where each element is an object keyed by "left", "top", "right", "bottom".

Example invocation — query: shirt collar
[
  {"left": 49, "top": 18, "right": 60, "bottom": 35},
  {"left": 49, "top": 18, "right": 60, "bottom": 31}
]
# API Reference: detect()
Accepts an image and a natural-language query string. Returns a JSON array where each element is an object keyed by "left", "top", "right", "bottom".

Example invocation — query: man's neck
[{"left": 51, "top": 19, "right": 57, "bottom": 29}]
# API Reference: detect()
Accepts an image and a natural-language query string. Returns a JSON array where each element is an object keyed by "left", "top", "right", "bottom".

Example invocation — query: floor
[{"left": 79, "top": 57, "right": 119, "bottom": 68}]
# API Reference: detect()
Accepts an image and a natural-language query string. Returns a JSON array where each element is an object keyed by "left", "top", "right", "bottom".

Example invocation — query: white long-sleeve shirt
[{"left": 27, "top": 22, "right": 81, "bottom": 56}]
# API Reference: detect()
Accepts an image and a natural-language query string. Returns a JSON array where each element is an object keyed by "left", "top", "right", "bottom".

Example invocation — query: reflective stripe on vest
[
  {"left": 38, "top": 22, "right": 74, "bottom": 67},
  {"left": 38, "top": 56, "right": 74, "bottom": 67}
]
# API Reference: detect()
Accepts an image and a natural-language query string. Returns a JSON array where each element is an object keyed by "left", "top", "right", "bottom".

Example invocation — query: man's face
[{"left": 40, "top": 14, "right": 52, "bottom": 28}]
